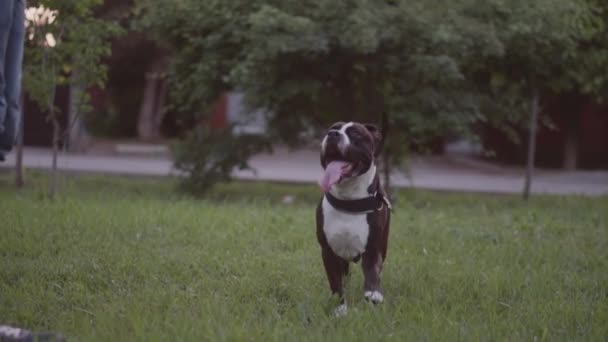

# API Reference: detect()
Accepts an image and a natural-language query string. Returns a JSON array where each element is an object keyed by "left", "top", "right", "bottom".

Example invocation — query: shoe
[{"left": 0, "top": 325, "right": 65, "bottom": 341}]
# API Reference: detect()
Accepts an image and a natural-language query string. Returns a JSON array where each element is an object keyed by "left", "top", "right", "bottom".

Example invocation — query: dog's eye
[{"left": 348, "top": 129, "right": 362, "bottom": 140}]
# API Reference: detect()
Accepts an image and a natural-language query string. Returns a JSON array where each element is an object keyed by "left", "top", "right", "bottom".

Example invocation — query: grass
[{"left": 0, "top": 172, "right": 607, "bottom": 341}]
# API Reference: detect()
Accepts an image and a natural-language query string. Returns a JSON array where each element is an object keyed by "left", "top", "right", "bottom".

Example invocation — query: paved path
[{"left": 1, "top": 147, "right": 607, "bottom": 196}]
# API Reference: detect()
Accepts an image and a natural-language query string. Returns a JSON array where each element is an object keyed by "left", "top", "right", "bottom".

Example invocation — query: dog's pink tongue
[{"left": 320, "top": 161, "right": 350, "bottom": 192}]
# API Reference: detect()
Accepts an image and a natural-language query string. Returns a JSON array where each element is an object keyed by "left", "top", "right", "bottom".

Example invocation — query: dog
[{"left": 316, "top": 121, "right": 391, "bottom": 317}]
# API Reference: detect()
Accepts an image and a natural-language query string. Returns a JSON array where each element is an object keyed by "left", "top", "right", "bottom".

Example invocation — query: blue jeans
[{"left": 0, "top": 0, "right": 25, "bottom": 159}]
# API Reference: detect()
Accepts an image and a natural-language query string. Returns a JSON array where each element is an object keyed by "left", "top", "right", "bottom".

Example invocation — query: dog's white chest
[{"left": 322, "top": 198, "right": 369, "bottom": 260}]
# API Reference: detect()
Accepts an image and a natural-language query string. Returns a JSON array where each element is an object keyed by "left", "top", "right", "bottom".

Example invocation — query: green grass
[{"left": 1, "top": 172, "right": 607, "bottom": 341}]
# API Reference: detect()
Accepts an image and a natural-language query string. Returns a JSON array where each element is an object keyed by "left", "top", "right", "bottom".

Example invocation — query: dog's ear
[{"left": 364, "top": 123, "right": 383, "bottom": 156}]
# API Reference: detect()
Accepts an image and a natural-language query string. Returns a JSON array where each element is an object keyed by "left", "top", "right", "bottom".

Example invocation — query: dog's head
[{"left": 319, "top": 121, "right": 383, "bottom": 192}]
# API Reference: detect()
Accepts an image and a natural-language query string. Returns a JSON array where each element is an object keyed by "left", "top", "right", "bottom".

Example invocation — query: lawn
[{"left": 0, "top": 172, "right": 607, "bottom": 341}]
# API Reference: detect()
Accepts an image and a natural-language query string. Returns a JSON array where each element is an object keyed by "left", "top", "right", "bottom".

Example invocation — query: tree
[
  {"left": 137, "top": 0, "right": 605, "bottom": 195},
  {"left": 462, "top": 0, "right": 597, "bottom": 199},
  {"left": 136, "top": 0, "right": 503, "bottom": 194},
  {"left": 23, "top": 0, "right": 121, "bottom": 198}
]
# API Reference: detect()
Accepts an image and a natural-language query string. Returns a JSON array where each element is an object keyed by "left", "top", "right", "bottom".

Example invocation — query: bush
[
  {"left": 84, "top": 105, "right": 135, "bottom": 138},
  {"left": 172, "top": 125, "right": 270, "bottom": 195}
]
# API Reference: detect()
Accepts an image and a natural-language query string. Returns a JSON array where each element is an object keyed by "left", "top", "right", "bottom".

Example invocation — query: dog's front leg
[
  {"left": 322, "top": 248, "right": 349, "bottom": 316},
  {"left": 362, "top": 250, "right": 384, "bottom": 304}
]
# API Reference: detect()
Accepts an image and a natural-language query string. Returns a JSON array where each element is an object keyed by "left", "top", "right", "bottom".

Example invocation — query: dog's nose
[{"left": 327, "top": 130, "right": 340, "bottom": 140}]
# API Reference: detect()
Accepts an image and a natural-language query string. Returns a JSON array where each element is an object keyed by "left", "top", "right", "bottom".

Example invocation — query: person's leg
[
  {"left": 0, "top": 0, "right": 16, "bottom": 135},
  {"left": 0, "top": 0, "right": 15, "bottom": 161},
  {"left": 0, "top": 0, "right": 25, "bottom": 156}
]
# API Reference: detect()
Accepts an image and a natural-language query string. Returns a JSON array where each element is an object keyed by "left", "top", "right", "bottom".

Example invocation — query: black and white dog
[{"left": 316, "top": 121, "right": 391, "bottom": 316}]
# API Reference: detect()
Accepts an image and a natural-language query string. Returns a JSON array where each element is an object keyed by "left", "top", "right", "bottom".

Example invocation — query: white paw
[
  {"left": 364, "top": 291, "right": 384, "bottom": 304},
  {"left": 333, "top": 303, "right": 348, "bottom": 317}
]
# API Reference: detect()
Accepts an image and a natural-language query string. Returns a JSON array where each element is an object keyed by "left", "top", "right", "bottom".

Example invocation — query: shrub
[{"left": 172, "top": 125, "right": 270, "bottom": 195}]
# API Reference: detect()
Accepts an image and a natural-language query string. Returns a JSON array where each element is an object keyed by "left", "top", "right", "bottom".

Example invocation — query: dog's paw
[
  {"left": 333, "top": 303, "right": 348, "bottom": 317},
  {"left": 364, "top": 291, "right": 384, "bottom": 304}
]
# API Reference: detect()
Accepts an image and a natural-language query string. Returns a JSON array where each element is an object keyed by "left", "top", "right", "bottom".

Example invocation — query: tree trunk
[
  {"left": 382, "top": 148, "right": 392, "bottom": 199},
  {"left": 137, "top": 58, "right": 168, "bottom": 142},
  {"left": 380, "top": 112, "right": 392, "bottom": 200},
  {"left": 154, "top": 79, "right": 169, "bottom": 130},
  {"left": 49, "top": 116, "right": 60, "bottom": 199},
  {"left": 523, "top": 88, "right": 540, "bottom": 200},
  {"left": 15, "top": 94, "right": 25, "bottom": 188},
  {"left": 563, "top": 117, "right": 578, "bottom": 170},
  {"left": 67, "top": 67, "right": 90, "bottom": 152},
  {"left": 137, "top": 71, "right": 160, "bottom": 141}
]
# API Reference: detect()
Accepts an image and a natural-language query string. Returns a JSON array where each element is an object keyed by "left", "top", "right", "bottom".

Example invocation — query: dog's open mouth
[{"left": 319, "top": 160, "right": 359, "bottom": 192}]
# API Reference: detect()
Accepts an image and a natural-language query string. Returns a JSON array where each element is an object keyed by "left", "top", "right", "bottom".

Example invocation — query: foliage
[
  {"left": 570, "top": 0, "right": 608, "bottom": 99},
  {"left": 83, "top": 105, "right": 131, "bottom": 138},
  {"left": 172, "top": 125, "right": 271, "bottom": 195},
  {"left": 1, "top": 173, "right": 607, "bottom": 340},
  {"left": 456, "top": 0, "right": 599, "bottom": 198},
  {"left": 135, "top": 0, "right": 606, "bottom": 192},
  {"left": 136, "top": 0, "right": 489, "bottom": 141},
  {"left": 22, "top": 0, "right": 122, "bottom": 198},
  {"left": 134, "top": 0, "right": 490, "bottom": 191},
  {"left": 23, "top": 0, "right": 122, "bottom": 118},
  {"left": 464, "top": 0, "right": 596, "bottom": 110}
]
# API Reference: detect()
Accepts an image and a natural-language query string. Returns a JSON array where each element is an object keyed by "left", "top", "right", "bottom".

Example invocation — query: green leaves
[
  {"left": 248, "top": 5, "right": 326, "bottom": 54},
  {"left": 461, "top": 0, "right": 605, "bottom": 140},
  {"left": 172, "top": 125, "right": 271, "bottom": 195},
  {"left": 23, "top": 0, "right": 122, "bottom": 114},
  {"left": 135, "top": 0, "right": 607, "bottom": 191}
]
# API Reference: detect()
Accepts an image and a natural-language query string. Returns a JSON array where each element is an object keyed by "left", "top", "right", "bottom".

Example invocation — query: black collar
[{"left": 325, "top": 191, "right": 391, "bottom": 214}]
